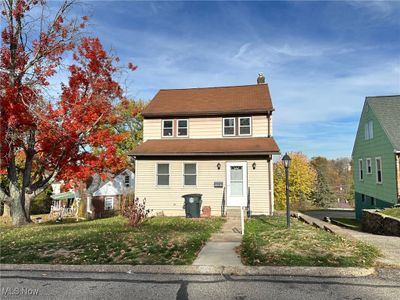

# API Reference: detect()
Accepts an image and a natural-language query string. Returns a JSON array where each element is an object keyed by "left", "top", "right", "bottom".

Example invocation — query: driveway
[{"left": 302, "top": 209, "right": 355, "bottom": 220}]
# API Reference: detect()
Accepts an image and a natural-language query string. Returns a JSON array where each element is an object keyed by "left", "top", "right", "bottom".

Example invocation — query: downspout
[
  {"left": 267, "top": 113, "right": 272, "bottom": 138},
  {"left": 268, "top": 155, "right": 274, "bottom": 215}
]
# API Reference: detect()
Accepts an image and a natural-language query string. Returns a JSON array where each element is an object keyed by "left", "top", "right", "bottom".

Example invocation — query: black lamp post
[{"left": 282, "top": 153, "right": 291, "bottom": 228}]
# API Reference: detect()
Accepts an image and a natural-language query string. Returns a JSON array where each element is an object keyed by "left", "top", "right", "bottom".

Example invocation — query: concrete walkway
[
  {"left": 298, "top": 212, "right": 400, "bottom": 268},
  {"left": 192, "top": 218, "right": 243, "bottom": 266}
]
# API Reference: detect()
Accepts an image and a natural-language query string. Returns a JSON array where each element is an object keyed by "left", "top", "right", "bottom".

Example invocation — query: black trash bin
[{"left": 182, "top": 194, "right": 202, "bottom": 218}]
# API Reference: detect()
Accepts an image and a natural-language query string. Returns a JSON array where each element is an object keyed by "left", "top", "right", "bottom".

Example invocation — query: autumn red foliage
[{"left": 0, "top": 0, "right": 137, "bottom": 225}]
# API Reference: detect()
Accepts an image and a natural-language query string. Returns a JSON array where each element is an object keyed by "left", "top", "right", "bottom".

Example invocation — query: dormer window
[
  {"left": 177, "top": 119, "right": 188, "bottom": 137},
  {"left": 124, "top": 175, "right": 130, "bottom": 187},
  {"left": 239, "top": 117, "right": 251, "bottom": 135},
  {"left": 162, "top": 120, "right": 173, "bottom": 137},
  {"left": 223, "top": 118, "right": 235, "bottom": 136}
]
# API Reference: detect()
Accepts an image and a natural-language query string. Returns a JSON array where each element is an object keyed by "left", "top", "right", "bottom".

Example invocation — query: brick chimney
[{"left": 257, "top": 73, "right": 265, "bottom": 84}]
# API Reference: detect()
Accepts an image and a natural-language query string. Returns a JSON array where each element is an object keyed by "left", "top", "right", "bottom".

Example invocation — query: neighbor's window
[
  {"left": 364, "top": 120, "right": 373, "bottom": 140},
  {"left": 359, "top": 159, "right": 363, "bottom": 181},
  {"left": 157, "top": 163, "right": 170, "bottom": 186},
  {"left": 223, "top": 118, "right": 235, "bottom": 136},
  {"left": 184, "top": 163, "right": 197, "bottom": 186},
  {"left": 124, "top": 175, "right": 130, "bottom": 187},
  {"left": 162, "top": 120, "right": 173, "bottom": 137},
  {"left": 361, "top": 194, "right": 365, "bottom": 202},
  {"left": 376, "top": 158, "right": 382, "bottom": 183},
  {"left": 104, "top": 197, "right": 113, "bottom": 210},
  {"left": 366, "top": 158, "right": 372, "bottom": 174},
  {"left": 371, "top": 197, "right": 375, "bottom": 206},
  {"left": 177, "top": 119, "right": 188, "bottom": 137},
  {"left": 239, "top": 117, "right": 251, "bottom": 135}
]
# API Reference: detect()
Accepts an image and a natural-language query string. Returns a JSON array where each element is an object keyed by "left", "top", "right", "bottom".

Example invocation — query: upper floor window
[
  {"left": 364, "top": 120, "right": 373, "bottom": 140},
  {"left": 177, "top": 119, "right": 188, "bottom": 137},
  {"left": 183, "top": 163, "right": 197, "bottom": 186},
  {"left": 239, "top": 117, "right": 251, "bottom": 135},
  {"left": 375, "top": 158, "right": 382, "bottom": 183},
  {"left": 223, "top": 118, "right": 235, "bottom": 136},
  {"left": 124, "top": 175, "right": 130, "bottom": 187},
  {"left": 358, "top": 159, "right": 363, "bottom": 181},
  {"left": 157, "top": 163, "right": 170, "bottom": 186},
  {"left": 162, "top": 120, "right": 173, "bottom": 137},
  {"left": 366, "top": 158, "right": 372, "bottom": 174}
]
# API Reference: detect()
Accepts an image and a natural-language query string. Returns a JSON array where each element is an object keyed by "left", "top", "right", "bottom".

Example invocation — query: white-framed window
[
  {"left": 364, "top": 120, "right": 373, "bottom": 140},
  {"left": 104, "top": 197, "right": 113, "bottom": 210},
  {"left": 183, "top": 163, "right": 197, "bottom": 186},
  {"left": 358, "top": 159, "right": 364, "bottom": 181},
  {"left": 375, "top": 157, "right": 382, "bottom": 184},
  {"left": 162, "top": 120, "right": 173, "bottom": 137},
  {"left": 157, "top": 163, "right": 170, "bottom": 186},
  {"left": 177, "top": 119, "right": 188, "bottom": 137},
  {"left": 239, "top": 117, "right": 251, "bottom": 136},
  {"left": 124, "top": 175, "right": 130, "bottom": 187},
  {"left": 223, "top": 117, "right": 235, "bottom": 136},
  {"left": 366, "top": 158, "right": 372, "bottom": 174}
]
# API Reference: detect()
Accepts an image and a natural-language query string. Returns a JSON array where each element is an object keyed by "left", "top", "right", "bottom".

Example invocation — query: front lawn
[
  {"left": 241, "top": 216, "right": 379, "bottom": 267},
  {"left": 0, "top": 216, "right": 224, "bottom": 265},
  {"left": 380, "top": 208, "right": 400, "bottom": 219}
]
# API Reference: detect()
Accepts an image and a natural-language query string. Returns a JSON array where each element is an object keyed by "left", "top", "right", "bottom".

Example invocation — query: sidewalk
[
  {"left": 192, "top": 217, "right": 243, "bottom": 266},
  {"left": 297, "top": 212, "right": 400, "bottom": 268}
]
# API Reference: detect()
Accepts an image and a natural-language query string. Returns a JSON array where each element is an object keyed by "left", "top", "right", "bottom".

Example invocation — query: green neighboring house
[{"left": 352, "top": 95, "right": 400, "bottom": 219}]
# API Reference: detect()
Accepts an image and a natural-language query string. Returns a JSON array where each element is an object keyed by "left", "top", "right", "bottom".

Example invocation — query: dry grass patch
[{"left": 241, "top": 216, "right": 380, "bottom": 267}]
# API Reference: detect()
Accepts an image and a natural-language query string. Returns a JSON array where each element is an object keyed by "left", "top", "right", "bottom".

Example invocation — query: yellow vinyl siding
[
  {"left": 135, "top": 158, "right": 272, "bottom": 216},
  {"left": 143, "top": 115, "right": 271, "bottom": 140},
  {"left": 252, "top": 115, "right": 269, "bottom": 137},
  {"left": 143, "top": 119, "right": 161, "bottom": 141}
]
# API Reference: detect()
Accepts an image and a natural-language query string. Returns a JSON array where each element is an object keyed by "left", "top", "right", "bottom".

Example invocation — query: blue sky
[{"left": 43, "top": 1, "right": 400, "bottom": 158}]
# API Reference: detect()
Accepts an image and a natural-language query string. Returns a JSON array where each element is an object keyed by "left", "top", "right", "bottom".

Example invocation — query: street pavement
[{"left": 1, "top": 269, "right": 399, "bottom": 300}]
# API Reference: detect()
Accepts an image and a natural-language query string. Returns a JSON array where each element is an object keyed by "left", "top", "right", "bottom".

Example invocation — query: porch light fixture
[
  {"left": 252, "top": 162, "right": 256, "bottom": 170},
  {"left": 282, "top": 153, "right": 291, "bottom": 228},
  {"left": 217, "top": 163, "right": 221, "bottom": 170}
]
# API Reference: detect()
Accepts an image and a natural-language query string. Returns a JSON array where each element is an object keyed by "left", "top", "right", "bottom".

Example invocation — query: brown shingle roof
[
  {"left": 129, "top": 137, "right": 280, "bottom": 157},
  {"left": 142, "top": 84, "right": 274, "bottom": 118}
]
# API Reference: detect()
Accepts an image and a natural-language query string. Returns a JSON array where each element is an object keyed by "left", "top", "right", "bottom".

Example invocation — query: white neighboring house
[
  {"left": 90, "top": 169, "right": 135, "bottom": 217},
  {"left": 50, "top": 181, "right": 80, "bottom": 218}
]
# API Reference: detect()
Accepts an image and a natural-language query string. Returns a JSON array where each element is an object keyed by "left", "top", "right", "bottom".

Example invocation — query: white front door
[{"left": 226, "top": 162, "right": 248, "bottom": 206}]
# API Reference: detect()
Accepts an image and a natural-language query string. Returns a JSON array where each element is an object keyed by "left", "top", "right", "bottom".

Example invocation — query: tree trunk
[
  {"left": 2, "top": 203, "right": 11, "bottom": 217},
  {"left": 10, "top": 186, "right": 30, "bottom": 226}
]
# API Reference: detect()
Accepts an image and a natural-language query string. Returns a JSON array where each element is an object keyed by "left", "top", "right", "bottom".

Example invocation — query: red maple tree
[{"left": 0, "top": 0, "right": 134, "bottom": 225}]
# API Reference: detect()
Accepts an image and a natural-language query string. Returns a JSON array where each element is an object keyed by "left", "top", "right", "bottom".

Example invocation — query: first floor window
[
  {"left": 239, "top": 117, "right": 251, "bottom": 135},
  {"left": 361, "top": 194, "right": 365, "bottom": 202},
  {"left": 162, "top": 120, "right": 173, "bottom": 137},
  {"left": 371, "top": 197, "right": 375, "bottom": 206},
  {"left": 376, "top": 158, "right": 382, "bottom": 183},
  {"left": 184, "top": 163, "right": 197, "bottom": 186},
  {"left": 223, "top": 118, "right": 235, "bottom": 136},
  {"left": 104, "top": 197, "right": 113, "bottom": 210},
  {"left": 359, "top": 159, "right": 363, "bottom": 181},
  {"left": 366, "top": 158, "right": 372, "bottom": 174},
  {"left": 157, "top": 163, "right": 170, "bottom": 186},
  {"left": 177, "top": 119, "right": 188, "bottom": 136}
]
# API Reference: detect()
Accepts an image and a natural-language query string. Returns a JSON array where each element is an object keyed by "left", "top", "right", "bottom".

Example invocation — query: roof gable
[
  {"left": 142, "top": 84, "right": 274, "bottom": 118},
  {"left": 367, "top": 95, "right": 400, "bottom": 151}
]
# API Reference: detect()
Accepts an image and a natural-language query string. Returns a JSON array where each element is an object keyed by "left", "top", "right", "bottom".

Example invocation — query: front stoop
[{"left": 192, "top": 217, "right": 243, "bottom": 266}]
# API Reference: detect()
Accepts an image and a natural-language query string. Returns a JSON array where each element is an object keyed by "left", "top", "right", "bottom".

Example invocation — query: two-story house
[
  {"left": 130, "top": 75, "right": 280, "bottom": 217},
  {"left": 352, "top": 95, "right": 400, "bottom": 219}
]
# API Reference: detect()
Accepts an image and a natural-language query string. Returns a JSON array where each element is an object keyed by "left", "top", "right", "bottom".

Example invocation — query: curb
[{"left": 0, "top": 264, "right": 375, "bottom": 277}]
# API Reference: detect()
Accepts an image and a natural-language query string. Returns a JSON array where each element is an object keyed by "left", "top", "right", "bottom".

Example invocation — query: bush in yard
[{"left": 121, "top": 198, "right": 150, "bottom": 227}]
